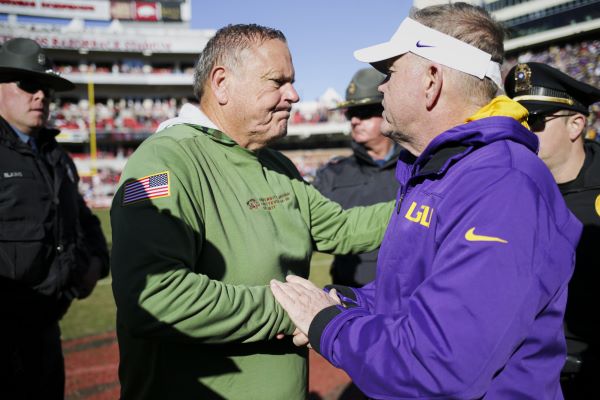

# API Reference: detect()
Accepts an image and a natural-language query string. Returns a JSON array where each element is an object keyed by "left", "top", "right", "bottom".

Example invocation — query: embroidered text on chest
[
  {"left": 404, "top": 201, "right": 434, "bottom": 227},
  {"left": 2, "top": 171, "right": 24, "bottom": 178},
  {"left": 247, "top": 192, "right": 292, "bottom": 211}
]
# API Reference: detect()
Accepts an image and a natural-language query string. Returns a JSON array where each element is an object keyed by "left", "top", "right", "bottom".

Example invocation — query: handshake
[{"left": 271, "top": 275, "right": 346, "bottom": 347}]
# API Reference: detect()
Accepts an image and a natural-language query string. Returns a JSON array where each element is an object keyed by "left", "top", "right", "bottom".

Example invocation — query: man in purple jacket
[{"left": 271, "top": 3, "right": 581, "bottom": 399}]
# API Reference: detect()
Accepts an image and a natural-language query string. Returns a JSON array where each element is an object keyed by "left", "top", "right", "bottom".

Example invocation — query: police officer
[
  {"left": 506, "top": 61, "right": 600, "bottom": 399},
  {"left": 313, "top": 68, "right": 401, "bottom": 287},
  {"left": 0, "top": 38, "right": 109, "bottom": 399}
]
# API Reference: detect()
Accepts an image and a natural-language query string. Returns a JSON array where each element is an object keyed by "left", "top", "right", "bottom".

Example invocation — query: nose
[
  {"left": 283, "top": 83, "right": 300, "bottom": 104},
  {"left": 33, "top": 89, "right": 49, "bottom": 101}
]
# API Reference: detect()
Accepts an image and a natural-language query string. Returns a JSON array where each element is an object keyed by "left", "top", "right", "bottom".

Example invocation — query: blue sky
[{"left": 191, "top": 0, "right": 411, "bottom": 101}]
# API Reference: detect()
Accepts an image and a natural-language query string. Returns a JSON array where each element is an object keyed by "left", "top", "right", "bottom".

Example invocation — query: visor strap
[{"left": 485, "top": 62, "right": 502, "bottom": 89}]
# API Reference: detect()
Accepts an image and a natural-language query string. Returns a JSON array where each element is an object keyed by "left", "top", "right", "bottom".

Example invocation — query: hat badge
[
  {"left": 347, "top": 81, "right": 356, "bottom": 95},
  {"left": 515, "top": 63, "right": 532, "bottom": 93},
  {"left": 37, "top": 53, "right": 46, "bottom": 66}
]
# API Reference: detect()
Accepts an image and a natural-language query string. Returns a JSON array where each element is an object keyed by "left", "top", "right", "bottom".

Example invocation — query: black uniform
[
  {"left": 313, "top": 141, "right": 400, "bottom": 286},
  {"left": 0, "top": 115, "right": 109, "bottom": 399},
  {"left": 559, "top": 140, "right": 600, "bottom": 398}
]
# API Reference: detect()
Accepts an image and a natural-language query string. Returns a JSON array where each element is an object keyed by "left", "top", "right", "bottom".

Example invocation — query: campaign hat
[
  {"left": 505, "top": 62, "right": 600, "bottom": 116},
  {"left": 334, "top": 68, "right": 385, "bottom": 110},
  {"left": 0, "top": 37, "right": 74, "bottom": 92}
]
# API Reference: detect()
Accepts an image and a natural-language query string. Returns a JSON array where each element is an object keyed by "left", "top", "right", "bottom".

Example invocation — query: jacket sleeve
[
  {"left": 303, "top": 182, "right": 393, "bottom": 255},
  {"left": 76, "top": 190, "right": 109, "bottom": 277},
  {"left": 325, "top": 281, "right": 377, "bottom": 312},
  {"left": 309, "top": 169, "right": 578, "bottom": 399},
  {"left": 111, "top": 138, "right": 294, "bottom": 343}
]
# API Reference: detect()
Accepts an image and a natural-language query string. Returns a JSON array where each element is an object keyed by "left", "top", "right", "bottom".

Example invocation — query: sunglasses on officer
[
  {"left": 345, "top": 104, "right": 384, "bottom": 121},
  {"left": 14, "top": 80, "right": 54, "bottom": 97},
  {"left": 528, "top": 111, "right": 577, "bottom": 133}
]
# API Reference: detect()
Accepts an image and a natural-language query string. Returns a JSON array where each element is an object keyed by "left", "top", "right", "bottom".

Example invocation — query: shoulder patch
[
  {"left": 326, "top": 155, "right": 347, "bottom": 166},
  {"left": 122, "top": 171, "right": 170, "bottom": 205}
]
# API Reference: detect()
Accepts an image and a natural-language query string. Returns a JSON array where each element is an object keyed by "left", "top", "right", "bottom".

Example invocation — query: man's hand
[
  {"left": 76, "top": 257, "right": 104, "bottom": 299},
  {"left": 270, "top": 275, "right": 340, "bottom": 337},
  {"left": 276, "top": 328, "right": 311, "bottom": 347}
]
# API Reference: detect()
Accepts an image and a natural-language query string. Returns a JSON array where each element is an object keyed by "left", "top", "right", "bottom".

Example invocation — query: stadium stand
[{"left": 1, "top": 9, "right": 354, "bottom": 207}]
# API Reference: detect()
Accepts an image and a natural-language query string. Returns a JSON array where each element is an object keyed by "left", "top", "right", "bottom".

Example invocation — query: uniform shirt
[{"left": 559, "top": 140, "right": 600, "bottom": 389}]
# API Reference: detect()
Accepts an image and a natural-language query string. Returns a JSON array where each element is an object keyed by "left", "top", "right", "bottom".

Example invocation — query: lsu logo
[{"left": 404, "top": 201, "right": 433, "bottom": 227}]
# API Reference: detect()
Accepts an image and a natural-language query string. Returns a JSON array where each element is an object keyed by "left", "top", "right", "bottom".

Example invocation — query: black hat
[
  {"left": 505, "top": 62, "right": 600, "bottom": 116},
  {"left": 0, "top": 37, "right": 74, "bottom": 92},
  {"left": 333, "top": 68, "right": 385, "bottom": 109}
]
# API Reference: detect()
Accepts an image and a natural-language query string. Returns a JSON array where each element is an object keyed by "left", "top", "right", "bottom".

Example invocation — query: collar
[
  {"left": 397, "top": 96, "right": 538, "bottom": 183},
  {"left": 11, "top": 125, "right": 30, "bottom": 144},
  {"left": 156, "top": 103, "right": 219, "bottom": 132},
  {"left": 353, "top": 141, "right": 401, "bottom": 168},
  {"left": 418, "top": 145, "right": 470, "bottom": 175},
  {"left": 559, "top": 140, "right": 600, "bottom": 192},
  {"left": 465, "top": 95, "right": 530, "bottom": 129}
]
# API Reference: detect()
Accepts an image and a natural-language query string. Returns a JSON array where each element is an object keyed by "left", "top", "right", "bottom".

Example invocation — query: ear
[
  {"left": 566, "top": 113, "right": 587, "bottom": 142},
  {"left": 424, "top": 63, "right": 443, "bottom": 110},
  {"left": 210, "top": 66, "right": 228, "bottom": 105}
]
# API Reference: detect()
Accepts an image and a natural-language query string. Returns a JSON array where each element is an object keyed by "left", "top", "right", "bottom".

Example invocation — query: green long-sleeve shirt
[{"left": 111, "top": 122, "right": 393, "bottom": 399}]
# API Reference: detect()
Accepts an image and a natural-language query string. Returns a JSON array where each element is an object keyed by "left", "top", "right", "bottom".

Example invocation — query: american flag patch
[{"left": 122, "top": 171, "right": 170, "bottom": 205}]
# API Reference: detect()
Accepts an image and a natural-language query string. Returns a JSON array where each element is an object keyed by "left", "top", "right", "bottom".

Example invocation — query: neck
[
  {"left": 412, "top": 100, "right": 481, "bottom": 156},
  {"left": 364, "top": 138, "right": 394, "bottom": 160},
  {"left": 548, "top": 145, "right": 586, "bottom": 184},
  {"left": 200, "top": 98, "right": 252, "bottom": 149},
  {"left": 0, "top": 114, "right": 38, "bottom": 137}
]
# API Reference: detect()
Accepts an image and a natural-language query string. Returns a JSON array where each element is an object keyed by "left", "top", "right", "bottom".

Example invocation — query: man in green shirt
[{"left": 111, "top": 24, "right": 392, "bottom": 399}]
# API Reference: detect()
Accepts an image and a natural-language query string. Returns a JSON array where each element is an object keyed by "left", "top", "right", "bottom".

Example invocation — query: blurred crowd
[
  {"left": 49, "top": 98, "right": 347, "bottom": 139},
  {"left": 55, "top": 60, "right": 195, "bottom": 75},
  {"left": 48, "top": 38, "right": 600, "bottom": 208},
  {"left": 50, "top": 97, "right": 183, "bottom": 134}
]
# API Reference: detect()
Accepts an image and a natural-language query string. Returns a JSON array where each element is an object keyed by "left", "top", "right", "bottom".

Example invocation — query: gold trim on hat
[{"left": 512, "top": 95, "right": 575, "bottom": 106}]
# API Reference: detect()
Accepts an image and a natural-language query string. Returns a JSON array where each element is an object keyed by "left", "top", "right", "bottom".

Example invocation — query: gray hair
[
  {"left": 193, "top": 24, "right": 287, "bottom": 100},
  {"left": 410, "top": 2, "right": 506, "bottom": 102}
]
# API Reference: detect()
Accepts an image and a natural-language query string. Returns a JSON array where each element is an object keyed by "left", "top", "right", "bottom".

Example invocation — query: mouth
[{"left": 275, "top": 109, "right": 291, "bottom": 119}]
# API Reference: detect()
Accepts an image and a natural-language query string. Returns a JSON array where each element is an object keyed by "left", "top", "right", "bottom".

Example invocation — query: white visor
[{"left": 354, "top": 18, "right": 502, "bottom": 88}]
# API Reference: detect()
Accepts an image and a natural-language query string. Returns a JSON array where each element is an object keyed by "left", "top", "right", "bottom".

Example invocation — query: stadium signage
[
  {"left": 0, "top": 29, "right": 213, "bottom": 53},
  {"left": 1, "top": 34, "right": 175, "bottom": 52},
  {"left": 0, "top": 0, "right": 111, "bottom": 20}
]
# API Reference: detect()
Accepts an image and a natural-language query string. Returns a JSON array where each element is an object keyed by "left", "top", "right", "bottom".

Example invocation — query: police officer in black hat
[
  {"left": 506, "top": 61, "right": 600, "bottom": 399},
  {"left": 0, "top": 37, "right": 109, "bottom": 399},
  {"left": 313, "top": 68, "right": 401, "bottom": 288}
]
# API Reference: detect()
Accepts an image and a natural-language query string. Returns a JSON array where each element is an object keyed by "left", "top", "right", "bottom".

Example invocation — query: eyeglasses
[
  {"left": 528, "top": 112, "right": 577, "bottom": 132},
  {"left": 15, "top": 80, "right": 54, "bottom": 97},
  {"left": 345, "top": 105, "right": 383, "bottom": 121}
]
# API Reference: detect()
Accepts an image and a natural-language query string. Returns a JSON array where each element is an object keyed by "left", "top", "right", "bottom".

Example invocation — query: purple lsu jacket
[{"left": 308, "top": 116, "right": 582, "bottom": 399}]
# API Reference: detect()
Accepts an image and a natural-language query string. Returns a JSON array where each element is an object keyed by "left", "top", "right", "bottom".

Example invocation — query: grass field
[{"left": 60, "top": 208, "right": 333, "bottom": 340}]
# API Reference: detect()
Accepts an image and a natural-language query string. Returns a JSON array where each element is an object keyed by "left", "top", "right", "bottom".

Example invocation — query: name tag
[{"left": 1, "top": 170, "right": 33, "bottom": 179}]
